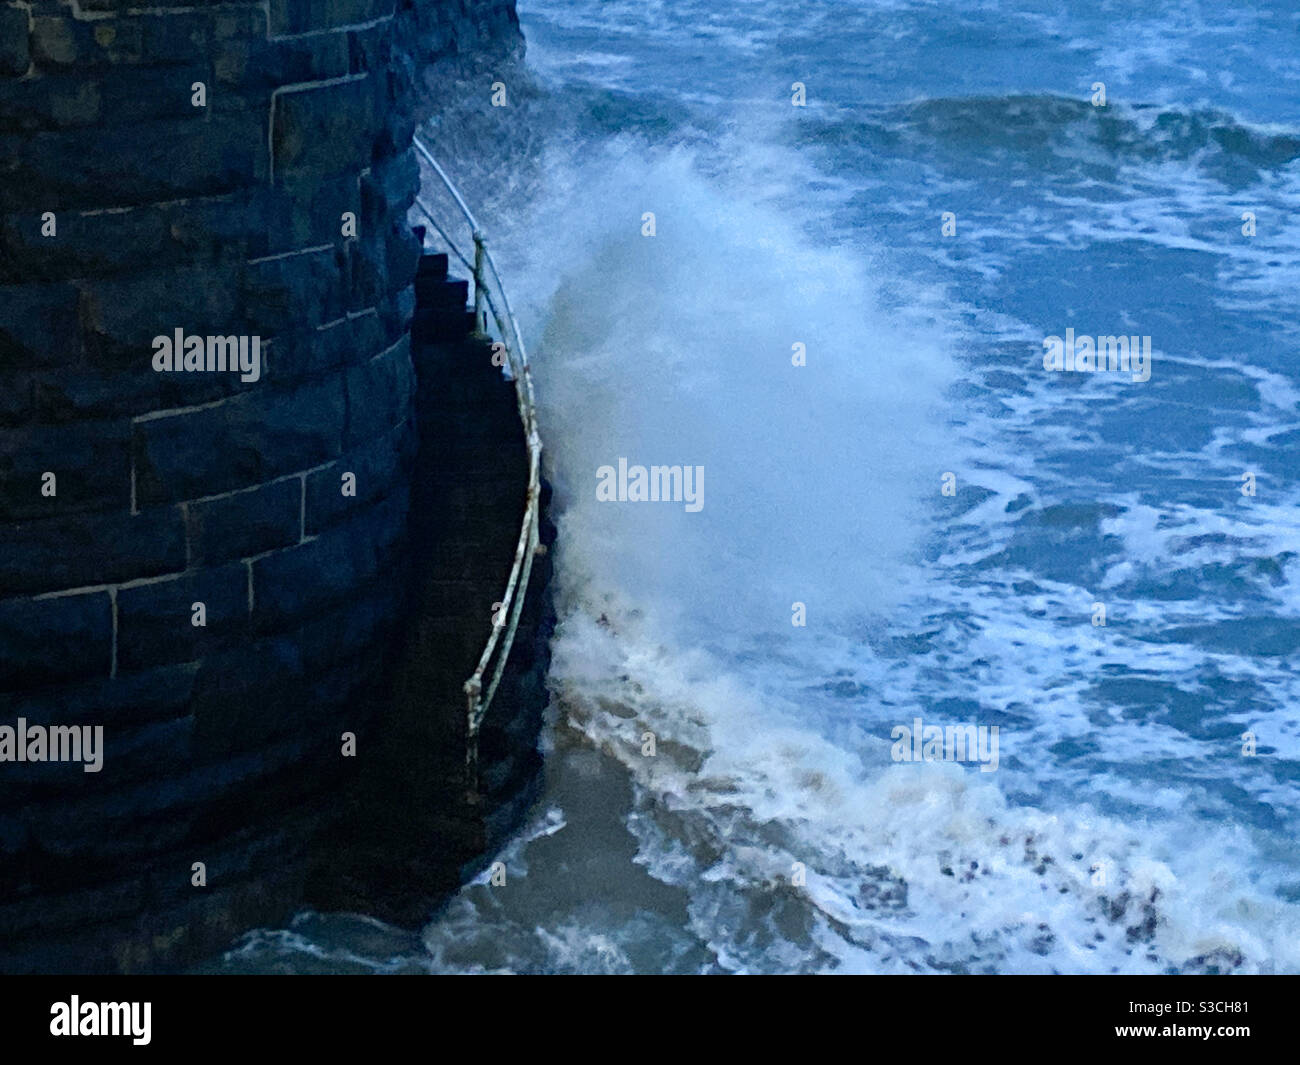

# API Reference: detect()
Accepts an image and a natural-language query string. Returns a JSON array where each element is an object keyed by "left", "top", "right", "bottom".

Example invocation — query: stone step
[
  {"left": 307, "top": 231, "right": 552, "bottom": 930},
  {"left": 413, "top": 274, "right": 464, "bottom": 306},
  {"left": 415, "top": 252, "right": 449, "bottom": 283},
  {"left": 411, "top": 307, "right": 477, "bottom": 342}
]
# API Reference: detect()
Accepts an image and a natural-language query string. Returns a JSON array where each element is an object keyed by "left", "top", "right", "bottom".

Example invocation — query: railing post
[
  {"left": 464, "top": 680, "right": 482, "bottom": 804},
  {"left": 472, "top": 231, "right": 486, "bottom": 334}
]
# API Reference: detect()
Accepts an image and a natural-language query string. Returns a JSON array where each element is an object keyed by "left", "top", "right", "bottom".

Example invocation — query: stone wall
[
  {"left": 0, "top": 0, "right": 526, "bottom": 971},
  {"left": 407, "top": 0, "right": 521, "bottom": 72}
]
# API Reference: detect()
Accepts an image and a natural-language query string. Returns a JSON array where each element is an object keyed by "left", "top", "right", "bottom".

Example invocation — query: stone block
[
  {"left": 1, "top": 115, "right": 264, "bottom": 213},
  {"left": 132, "top": 375, "right": 346, "bottom": 505},
  {"left": 343, "top": 334, "right": 413, "bottom": 447},
  {"left": 243, "top": 244, "right": 349, "bottom": 336},
  {"left": 250, "top": 486, "right": 406, "bottom": 633},
  {"left": 0, "top": 417, "right": 132, "bottom": 520},
  {"left": 0, "top": 589, "right": 113, "bottom": 690},
  {"left": 78, "top": 260, "right": 244, "bottom": 370},
  {"left": 0, "top": 281, "right": 82, "bottom": 369},
  {"left": 185, "top": 476, "right": 302, "bottom": 565},
  {"left": 116, "top": 562, "right": 249, "bottom": 672},
  {"left": 383, "top": 216, "right": 421, "bottom": 298},
  {"left": 0, "top": 5, "right": 29, "bottom": 76},
  {"left": 304, "top": 415, "right": 414, "bottom": 533},
  {"left": 138, "top": 12, "right": 212, "bottom": 66},
  {"left": 0, "top": 505, "right": 186, "bottom": 597},
  {"left": 257, "top": 32, "right": 351, "bottom": 88},
  {"left": 30, "top": 17, "right": 78, "bottom": 67},
  {"left": 2, "top": 658, "right": 199, "bottom": 732},
  {"left": 0, "top": 363, "right": 170, "bottom": 429},
  {"left": 261, "top": 172, "right": 357, "bottom": 259},
  {"left": 0, "top": 78, "right": 100, "bottom": 132},
  {"left": 99, "top": 65, "right": 210, "bottom": 124},
  {"left": 360, "top": 147, "right": 417, "bottom": 231},
  {"left": 271, "top": 76, "right": 378, "bottom": 184},
  {"left": 267, "top": 0, "right": 394, "bottom": 38}
]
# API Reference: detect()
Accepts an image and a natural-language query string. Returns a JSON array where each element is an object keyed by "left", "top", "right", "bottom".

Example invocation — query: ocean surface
[{"left": 210, "top": 0, "right": 1300, "bottom": 973}]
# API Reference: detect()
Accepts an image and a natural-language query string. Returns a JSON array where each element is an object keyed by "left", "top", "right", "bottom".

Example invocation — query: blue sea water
[{"left": 216, "top": 0, "right": 1300, "bottom": 973}]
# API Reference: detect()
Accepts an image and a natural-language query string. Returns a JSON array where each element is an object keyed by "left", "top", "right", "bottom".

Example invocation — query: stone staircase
[{"left": 307, "top": 249, "right": 554, "bottom": 925}]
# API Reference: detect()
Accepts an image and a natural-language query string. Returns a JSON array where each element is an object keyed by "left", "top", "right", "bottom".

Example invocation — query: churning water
[{"left": 214, "top": 0, "right": 1300, "bottom": 973}]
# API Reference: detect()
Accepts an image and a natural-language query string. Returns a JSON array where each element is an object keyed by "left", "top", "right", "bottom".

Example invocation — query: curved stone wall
[{"left": 0, "top": 0, "right": 523, "bottom": 972}]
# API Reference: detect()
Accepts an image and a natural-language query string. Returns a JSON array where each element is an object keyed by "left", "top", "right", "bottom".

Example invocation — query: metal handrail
[{"left": 411, "top": 134, "right": 544, "bottom": 801}]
